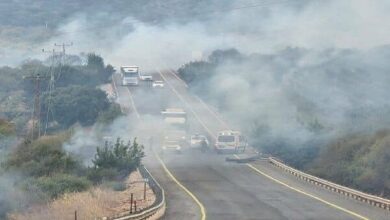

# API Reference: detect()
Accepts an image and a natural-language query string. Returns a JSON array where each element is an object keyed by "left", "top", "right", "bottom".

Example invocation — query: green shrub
[
  {"left": 5, "top": 133, "right": 83, "bottom": 177},
  {"left": 26, "top": 174, "right": 91, "bottom": 199},
  {"left": 97, "top": 104, "right": 123, "bottom": 125},
  {"left": 86, "top": 167, "right": 120, "bottom": 184},
  {"left": 89, "top": 138, "right": 144, "bottom": 183},
  {"left": 0, "top": 119, "right": 15, "bottom": 136}
]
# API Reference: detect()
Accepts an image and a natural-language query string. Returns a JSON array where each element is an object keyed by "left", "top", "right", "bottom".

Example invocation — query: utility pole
[
  {"left": 42, "top": 48, "right": 61, "bottom": 65},
  {"left": 42, "top": 48, "right": 60, "bottom": 135},
  {"left": 54, "top": 42, "right": 73, "bottom": 64},
  {"left": 54, "top": 42, "right": 73, "bottom": 55},
  {"left": 24, "top": 73, "right": 49, "bottom": 139}
]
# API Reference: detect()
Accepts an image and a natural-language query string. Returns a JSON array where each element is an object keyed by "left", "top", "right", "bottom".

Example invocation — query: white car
[
  {"left": 190, "top": 134, "right": 209, "bottom": 148},
  {"left": 152, "top": 80, "right": 164, "bottom": 88},
  {"left": 140, "top": 74, "right": 153, "bottom": 81}
]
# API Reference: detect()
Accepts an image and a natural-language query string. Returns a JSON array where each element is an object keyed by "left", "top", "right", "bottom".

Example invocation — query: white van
[{"left": 215, "top": 130, "right": 247, "bottom": 153}]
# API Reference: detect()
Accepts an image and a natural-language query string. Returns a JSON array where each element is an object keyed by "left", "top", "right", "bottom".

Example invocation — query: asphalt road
[{"left": 113, "top": 71, "right": 390, "bottom": 220}]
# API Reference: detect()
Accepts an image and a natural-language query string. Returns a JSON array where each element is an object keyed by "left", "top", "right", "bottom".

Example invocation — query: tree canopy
[{"left": 42, "top": 86, "right": 110, "bottom": 128}]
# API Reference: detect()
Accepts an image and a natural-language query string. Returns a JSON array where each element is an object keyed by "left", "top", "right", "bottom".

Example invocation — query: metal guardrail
[
  {"left": 107, "top": 166, "right": 166, "bottom": 220},
  {"left": 268, "top": 157, "right": 390, "bottom": 211}
]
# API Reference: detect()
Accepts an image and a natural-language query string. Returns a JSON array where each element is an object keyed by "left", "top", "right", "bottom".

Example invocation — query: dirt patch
[{"left": 9, "top": 170, "right": 156, "bottom": 220}]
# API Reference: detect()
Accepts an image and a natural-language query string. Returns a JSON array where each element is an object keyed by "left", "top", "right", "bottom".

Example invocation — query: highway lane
[
  {"left": 157, "top": 69, "right": 389, "bottom": 220},
  {"left": 113, "top": 74, "right": 200, "bottom": 220},
  {"left": 115, "top": 72, "right": 389, "bottom": 219}
]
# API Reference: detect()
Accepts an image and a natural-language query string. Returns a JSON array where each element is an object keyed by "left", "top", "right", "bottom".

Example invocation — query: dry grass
[{"left": 9, "top": 170, "right": 156, "bottom": 220}]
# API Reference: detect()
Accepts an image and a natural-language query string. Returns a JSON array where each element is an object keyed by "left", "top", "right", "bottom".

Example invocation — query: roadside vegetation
[
  {"left": 0, "top": 53, "right": 118, "bottom": 133},
  {"left": 309, "top": 130, "right": 390, "bottom": 197},
  {"left": 2, "top": 134, "right": 144, "bottom": 218},
  {"left": 0, "top": 53, "right": 135, "bottom": 218}
]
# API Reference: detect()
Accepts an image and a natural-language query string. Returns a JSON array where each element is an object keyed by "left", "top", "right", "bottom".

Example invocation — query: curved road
[{"left": 113, "top": 71, "right": 389, "bottom": 220}]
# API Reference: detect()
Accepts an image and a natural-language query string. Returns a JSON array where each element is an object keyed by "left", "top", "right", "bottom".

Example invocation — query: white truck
[
  {"left": 161, "top": 108, "right": 188, "bottom": 152},
  {"left": 120, "top": 66, "right": 139, "bottom": 86},
  {"left": 215, "top": 130, "right": 247, "bottom": 153}
]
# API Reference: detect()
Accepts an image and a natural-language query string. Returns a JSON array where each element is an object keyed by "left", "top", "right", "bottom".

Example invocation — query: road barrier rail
[
  {"left": 268, "top": 157, "right": 390, "bottom": 211},
  {"left": 106, "top": 165, "right": 166, "bottom": 220}
]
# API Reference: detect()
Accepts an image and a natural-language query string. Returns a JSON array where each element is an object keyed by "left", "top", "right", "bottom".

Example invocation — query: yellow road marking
[
  {"left": 233, "top": 155, "right": 369, "bottom": 220},
  {"left": 122, "top": 72, "right": 206, "bottom": 219},
  {"left": 160, "top": 67, "right": 370, "bottom": 220},
  {"left": 155, "top": 152, "right": 207, "bottom": 220}
]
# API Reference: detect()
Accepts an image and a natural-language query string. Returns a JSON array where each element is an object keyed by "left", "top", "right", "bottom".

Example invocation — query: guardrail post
[
  {"left": 130, "top": 193, "right": 134, "bottom": 214},
  {"left": 144, "top": 181, "right": 147, "bottom": 200},
  {"left": 134, "top": 201, "right": 137, "bottom": 212},
  {"left": 74, "top": 210, "right": 77, "bottom": 220}
]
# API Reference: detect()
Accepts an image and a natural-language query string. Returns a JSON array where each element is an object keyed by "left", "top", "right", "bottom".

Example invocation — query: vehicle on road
[
  {"left": 215, "top": 130, "right": 247, "bottom": 153},
  {"left": 190, "top": 134, "right": 209, "bottom": 149},
  {"left": 161, "top": 108, "right": 188, "bottom": 152},
  {"left": 121, "top": 66, "right": 139, "bottom": 86},
  {"left": 162, "top": 130, "right": 186, "bottom": 152},
  {"left": 152, "top": 80, "right": 164, "bottom": 88},
  {"left": 139, "top": 74, "right": 153, "bottom": 81}
]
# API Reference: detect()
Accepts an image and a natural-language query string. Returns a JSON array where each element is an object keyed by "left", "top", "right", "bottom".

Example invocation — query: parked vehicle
[{"left": 215, "top": 130, "right": 247, "bottom": 153}]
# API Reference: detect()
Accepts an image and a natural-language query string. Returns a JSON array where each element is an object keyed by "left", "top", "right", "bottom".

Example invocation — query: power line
[
  {"left": 23, "top": 73, "right": 50, "bottom": 139},
  {"left": 54, "top": 42, "right": 73, "bottom": 56},
  {"left": 42, "top": 48, "right": 62, "bottom": 136}
]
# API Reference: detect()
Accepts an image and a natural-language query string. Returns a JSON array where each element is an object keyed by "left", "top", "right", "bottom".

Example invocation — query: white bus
[
  {"left": 215, "top": 130, "right": 247, "bottom": 153},
  {"left": 120, "top": 66, "right": 139, "bottom": 86}
]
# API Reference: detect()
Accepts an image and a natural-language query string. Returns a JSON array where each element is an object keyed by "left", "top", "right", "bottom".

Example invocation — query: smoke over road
[{"left": 37, "top": 0, "right": 390, "bottom": 159}]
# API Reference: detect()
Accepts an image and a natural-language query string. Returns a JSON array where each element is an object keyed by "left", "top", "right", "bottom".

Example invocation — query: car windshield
[
  {"left": 124, "top": 72, "right": 138, "bottom": 77},
  {"left": 192, "top": 136, "right": 204, "bottom": 140},
  {"left": 217, "top": 135, "right": 235, "bottom": 142}
]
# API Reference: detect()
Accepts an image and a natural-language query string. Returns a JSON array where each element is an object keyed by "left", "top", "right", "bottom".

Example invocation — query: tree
[
  {"left": 86, "top": 53, "right": 114, "bottom": 83},
  {"left": 42, "top": 86, "right": 110, "bottom": 128},
  {"left": 177, "top": 61, "right": 215, "bottom": 84},
  {"left": 89, "top": 138, "right": 144, "bottom": 183},
  {"left": 208, "top": 48, "right": 242, "bottom": 64}
]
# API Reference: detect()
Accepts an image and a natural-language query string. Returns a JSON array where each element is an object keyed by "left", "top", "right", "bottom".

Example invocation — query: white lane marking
[
  {"left": 162, "top": 68, "right": 371, "bottom": 220},
  {"left": 157, "top": 70, "right": 216, "bottom": 139},
  {"left": 165, "top": 69, "right": 230, "bottom": 129},
  {"left": 126, "top": 86, "right": 141, "bottom": 119},
  {"left": 167, "top": 68, "right": 189, "bottom": 88}
]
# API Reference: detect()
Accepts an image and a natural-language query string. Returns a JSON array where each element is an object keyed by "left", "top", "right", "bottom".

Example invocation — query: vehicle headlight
[
  {"left": 165, "top": 136, "right": 168, "bottom": 139},
  {"left": 181, "top": 136, "right": 186, "bottom": 140},
  {"left": 162, "top": 146, "right": 167, "bottom": 150},
  {"left": 176, "top": 146, "right": 181, "bottom": 150}
]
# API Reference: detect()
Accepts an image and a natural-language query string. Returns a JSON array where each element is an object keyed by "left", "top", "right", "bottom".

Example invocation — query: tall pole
[
  {"left": 54, "top": 42, "right": 73, "bottom": 64},
  {"left": 54, "top": 42, "right": 73, "bottom": 55},
  {"left": 42, "top": 48, "right": 60, "bottom": 135},
  {"left": 24, "top": 74, "right": 49, "bottom": 139}
]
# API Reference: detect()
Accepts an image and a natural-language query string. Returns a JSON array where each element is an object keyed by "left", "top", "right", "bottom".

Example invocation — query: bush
[
  {"left": 97, "top": 104, "right": 123, "bottom": 125},
  {"left": 26, "top": 174, "right": 91, "bottom": 199},
  {"left": 89, "top": 138, "right": 144, "bottom": 183},
  {"left": 0, "top": 118, "right": 15, "bottom": 137},
  {"left": 86, "top": 167, "right": 121, "bottom": 184},
  {"left": 309, "top": 130, "right": 390, "bottom": 197},
  {"left": 5, "top": 133, "right": 83, "bottom": 177}
]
